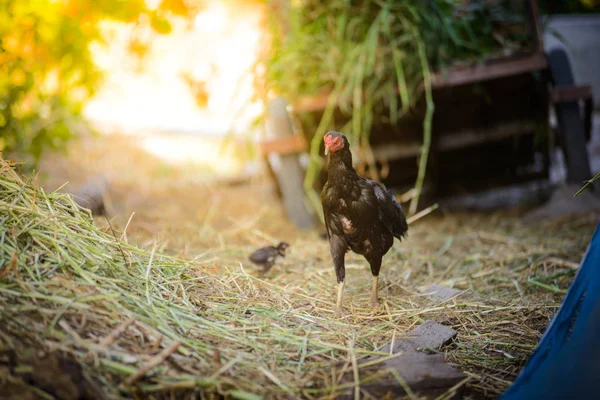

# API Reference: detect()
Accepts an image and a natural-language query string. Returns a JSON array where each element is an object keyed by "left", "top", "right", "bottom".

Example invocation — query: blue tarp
[{"left": 501, "top": 222, "right": 600, "bottom": 399}]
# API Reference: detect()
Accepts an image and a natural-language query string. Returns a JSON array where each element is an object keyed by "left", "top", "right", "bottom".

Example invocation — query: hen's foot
[
  {"left": 370, "top": 297, "right": 380, "bottom": 308},
  {"left": 334, "top": 307, "right": 343, "bottom": 318}
]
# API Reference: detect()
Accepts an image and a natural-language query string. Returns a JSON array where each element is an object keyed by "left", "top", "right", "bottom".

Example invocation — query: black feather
[{"left": 321, "top": 131, "right": 407, "bottom": 284}]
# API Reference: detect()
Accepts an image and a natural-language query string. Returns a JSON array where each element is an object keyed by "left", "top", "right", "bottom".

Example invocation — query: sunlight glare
[
  {"left": 84, "top": 0, "right": 265, "bottom": 150},
  {"left": 194, "top": 3, "right": 228, "bottom": 33}
]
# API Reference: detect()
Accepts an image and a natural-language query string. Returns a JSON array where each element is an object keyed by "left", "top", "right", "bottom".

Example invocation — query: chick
[{"left": 248, "top": 242, "right": 290, "bottom": 276}]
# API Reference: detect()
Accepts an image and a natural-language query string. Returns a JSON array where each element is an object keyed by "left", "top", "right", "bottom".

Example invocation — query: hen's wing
[
  {"left": 320, "top": 181, "right": 333, "bottom": 240},
  {"left": 322, "top": 178, "right": 378, "bottom": 240},
  {"left": 367, "top": 180, "right": 408, "bottom": 240}
]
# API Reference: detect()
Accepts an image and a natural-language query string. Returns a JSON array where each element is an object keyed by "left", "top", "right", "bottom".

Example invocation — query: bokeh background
[{"left": 1, "top": 0, "right": 600, "bottom": 399}]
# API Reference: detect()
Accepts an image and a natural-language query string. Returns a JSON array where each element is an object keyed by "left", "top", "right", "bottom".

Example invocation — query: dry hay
[
  {"left": 0, "top": 156, "right": 597, "bottom": 399},
  {"left": 35, "top": 134, "right": 296, "bottom": 254}
]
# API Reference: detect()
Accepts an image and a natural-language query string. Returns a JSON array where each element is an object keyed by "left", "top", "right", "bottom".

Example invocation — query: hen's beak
[{"left": 324, "top": 145, "right": 329, "bottom": 156}]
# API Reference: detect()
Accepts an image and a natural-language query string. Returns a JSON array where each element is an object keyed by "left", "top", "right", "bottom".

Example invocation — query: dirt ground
[{"left": 27, "top": 132, "right": 599, "bottom": 398}]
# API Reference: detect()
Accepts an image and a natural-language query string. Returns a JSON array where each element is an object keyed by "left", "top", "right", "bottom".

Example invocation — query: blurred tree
[{"left": 0, "top": 0, "right": 194, "bottom": 166}]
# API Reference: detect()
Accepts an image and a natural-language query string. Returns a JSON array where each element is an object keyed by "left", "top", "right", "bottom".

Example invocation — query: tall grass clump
[{"left": 258, "top": 0, "right": 530, "bottom": 214}]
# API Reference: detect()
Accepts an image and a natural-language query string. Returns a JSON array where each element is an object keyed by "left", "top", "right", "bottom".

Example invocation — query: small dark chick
[
  {"left": 248, "top": 242, "right": 290, "bottom": 276},
  {"left": 321, "top": 131, "right": 408, "bottom": 317}
]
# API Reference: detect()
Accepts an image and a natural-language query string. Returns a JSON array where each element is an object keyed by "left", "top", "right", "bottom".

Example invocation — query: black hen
[
  {"left": 321, "top": 131, "right": 407, "bottom": 317},
  {"left": 248, "top": 242, "right": 290, "bottom": 276}
]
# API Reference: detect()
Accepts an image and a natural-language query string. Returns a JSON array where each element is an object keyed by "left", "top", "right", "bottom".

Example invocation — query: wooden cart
[{"left": 261, "top": 0, "right": 595, "bottom": 228}]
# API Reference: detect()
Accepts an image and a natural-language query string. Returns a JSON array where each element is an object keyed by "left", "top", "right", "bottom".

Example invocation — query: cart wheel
[{"left": 548, "top": 48, "right": 593, "bottom": 186}]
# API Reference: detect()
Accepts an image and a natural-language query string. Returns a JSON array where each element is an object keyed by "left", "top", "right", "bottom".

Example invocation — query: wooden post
[{"left": 265, "top": 97, "right": 315, "bottom": 230}]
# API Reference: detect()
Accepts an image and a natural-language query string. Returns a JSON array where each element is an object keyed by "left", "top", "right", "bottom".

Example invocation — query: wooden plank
[
  {"left": 371, "top": 142, "right": 421, "bottom": 161},
  {"left": 528, "top": 0, "right": 544, "bottom": 53},
  {"left": 431, "top": 53, "right": 547, "bottom": 89},
  {"left": 259, "top": 134, "right": 307, "bottom": 156},
  {"left": 292, "top": 54, "right": 548, "bottom": 112},
  {"left": 551, "top": 85, "right": 593, "bottom": 104},
  {"left": 438, "top": 120, "right": 538, "bottom": 151},
  {"left": 292, "top": 93, "right": 330, "bottom": 113},
  {"left": 371, "top": 119, "right": 538, "bottom": 161}
]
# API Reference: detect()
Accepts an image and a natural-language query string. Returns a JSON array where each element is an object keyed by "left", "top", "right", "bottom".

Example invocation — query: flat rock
[
  {"left": 380, "top": 320, "right": 458, "bottom": 355},
  {"left": 335, "top": 321, "right": 464, "bottom": 399},
  {"left": 336, "top": 352, "right": 465, "bottom": 400},
  {"left": 422, "top": 284, "right": 465, "bottom": 302}
]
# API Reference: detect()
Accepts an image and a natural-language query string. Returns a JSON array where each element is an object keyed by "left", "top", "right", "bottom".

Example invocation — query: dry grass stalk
[
  {"left": 0, "top": 156, "right": 597, "bottom": 399},
  {"left": 99, "top": 318, "right": 136, "bottom": 347},
  {"left": 125, "top": 340, "right": 182, "bottom": 385}
]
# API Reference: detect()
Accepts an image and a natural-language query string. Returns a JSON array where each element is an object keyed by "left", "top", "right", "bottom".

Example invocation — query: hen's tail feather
[
  {"left": 393, "top": 203, "right": 408, "bottom": 240},
  {"left": 387, "top": 189, "right": 408, "bottom": 240}
]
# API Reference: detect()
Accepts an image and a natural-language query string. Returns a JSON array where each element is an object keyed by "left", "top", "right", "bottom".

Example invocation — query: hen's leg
[
  {"left": 330, "top": 235, "right": 346, "bottom": 318},
  {"left": 370, "top": 276, "right": 380, "bottom": 307},
  {"left": 335, "top": 281, "right": 345, "bottom": 318},
  {"left": 368, "top": 256, "right": 382, "bottom": 307}
]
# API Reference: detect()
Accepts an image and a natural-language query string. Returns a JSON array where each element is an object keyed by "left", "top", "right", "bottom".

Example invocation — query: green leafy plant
[
  {"left": 259, "top": 0, "right": 531, "bottom": 216},
  {"left": 575, "top": 172, "right": 600, "bottom": 196},
  {"left": 0, "top": 0, "right": 193, "bottom": 167}
]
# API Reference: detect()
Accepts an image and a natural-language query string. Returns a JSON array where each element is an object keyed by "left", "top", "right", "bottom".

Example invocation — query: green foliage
[
  {"left": 260, "top": 0, "right": 531, "bottom": 215},
  {"left": 0, "top": 0, "right": 193, "bottom": 166},
  {"left": 262, "top": 0, "right": 529, "bottom": 111},
  {"left": 575, "top": 172, "right": 600, "bottom": 197}
]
